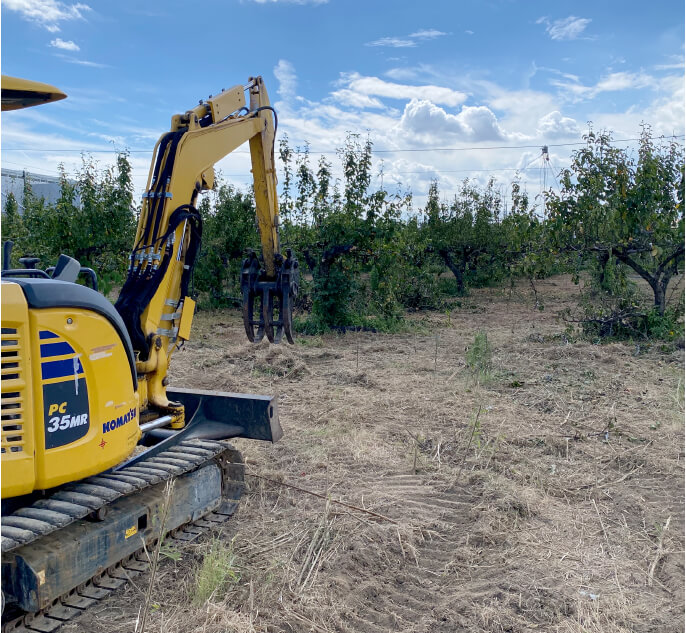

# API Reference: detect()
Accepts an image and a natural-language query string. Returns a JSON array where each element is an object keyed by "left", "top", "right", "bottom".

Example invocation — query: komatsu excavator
[{"left": 0, "top": 75, "right": 298, "bottom": 630}]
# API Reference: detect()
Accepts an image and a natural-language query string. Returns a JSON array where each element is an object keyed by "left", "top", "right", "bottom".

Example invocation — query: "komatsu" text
[{"left": 102, "top": 407, "right": 137, "bottom": 434}]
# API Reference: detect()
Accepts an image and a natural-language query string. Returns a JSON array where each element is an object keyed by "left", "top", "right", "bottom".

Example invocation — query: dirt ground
[{"left": 72, "top": 276, "right": 684, "bottom": 633}]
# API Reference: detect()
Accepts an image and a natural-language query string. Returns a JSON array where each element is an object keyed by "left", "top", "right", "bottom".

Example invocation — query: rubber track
[
  {"left": 2, "top": 500, "right": 239, "bottom": 632},
  {"left": 1, "top": 439, "right": 229, "bottom": 553},
  {"left": 1, "top": 442, "right": 242, "bottom": 633}
]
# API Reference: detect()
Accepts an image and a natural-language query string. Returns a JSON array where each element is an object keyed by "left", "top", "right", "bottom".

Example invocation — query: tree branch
[
  {"left": 611, "top": 247, "right": 656, "bottom": 287},
  {"left": 321, "top": 244, "right": 355, "bottom": 264},
  {"left": 302, "top": 249, "right": 317, "bottom": 273},
  {"left": 656, "top": 243, "right": 685, "bottom": 276}
]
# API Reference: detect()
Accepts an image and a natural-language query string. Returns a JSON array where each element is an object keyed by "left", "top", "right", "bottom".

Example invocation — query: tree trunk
[
  {"left": 612, "top": 245, "right": 684, "bottom": 316},
  {"left": 597, "top": 250, "right": 610, "bottom": 289},
  {"left": 611, "top": 248, "right": 661, "bottom": 312},
  {"left": 438, "top": 249, "right": 466, "bottom": 294},
  {"left": 654, "top": 281, "right": 666, "bottom": 315},
  {"left": 656, "top": 259, "right": 678, "bottom": 315},
  {"left": 302, "top": 249, "right": 317, "bottom": 274}
]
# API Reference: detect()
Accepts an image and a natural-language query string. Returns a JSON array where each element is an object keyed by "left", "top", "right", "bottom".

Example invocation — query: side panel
[
  {"left": 30, "top": 307, "right": 140, "bottom": 491},
  {"left": 1, "top": 283, "right": 36, "bottom": 498}
]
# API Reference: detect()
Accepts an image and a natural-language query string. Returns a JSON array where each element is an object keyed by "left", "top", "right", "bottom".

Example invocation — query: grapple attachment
[{"left": 241, "top": 248, "right": 299, "bottom": 344}]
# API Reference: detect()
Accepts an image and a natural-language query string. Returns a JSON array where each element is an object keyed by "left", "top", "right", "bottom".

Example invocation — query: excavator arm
[{"left": 115, "top": 76, "right": 298, "bottom": 427}]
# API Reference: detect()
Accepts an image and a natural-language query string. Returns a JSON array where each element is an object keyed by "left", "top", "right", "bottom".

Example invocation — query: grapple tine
[{"left": 262, "top": 287, "right": 275, "bottom": 343}]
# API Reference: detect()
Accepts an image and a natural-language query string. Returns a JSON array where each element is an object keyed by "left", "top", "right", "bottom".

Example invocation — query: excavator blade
[
  {"left": 118, "top": 388, "right": 282, "bottom": 471},
  {"left": 167, "top": 387, "right": 282, "bottom": 443}
]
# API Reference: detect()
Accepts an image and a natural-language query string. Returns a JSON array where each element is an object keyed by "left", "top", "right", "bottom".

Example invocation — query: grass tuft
[
  {"left": 193, "top": 537, "right": 241, "bottom": 605},
  {"left": 466, "top": 330, "right": 492, "bottom": 382}
]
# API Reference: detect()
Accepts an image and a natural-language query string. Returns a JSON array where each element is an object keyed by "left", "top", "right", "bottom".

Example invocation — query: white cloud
[
  {"left": 366, "top": 37, "right": 416, "bottom": 48},
  {"left": 3, "top": 0, "right": 91, "bottom": 32},
  {"left": 385, "top": 67, "right": 422, "bottom": 81},
  {"left": 50, "top": 37, "right": 79, "bottom": 51},
  {"left": 588, "top": 72, "right": 685, "bottom": 137},
  {"left": 473, "top": 80, "right": 560, "bottom": 134},
  {"left": 654, "top": 55, "right": 685, "bottom": 71},
  {"left": 367, "top": 28, "right": 448, "bottom": 48},
  {"left": 409, "top": 29, "right": 447, "bottom": 40},
  {"left": 397, "top": 99, "right": 512, "bottom": 143},
  {"left": 551, "top": 71, "right": 658, "bottom": 101},
  {"left": 339, "top": 72, "right": 467, "bottom": 108},
  {"left": 654, "top": 62, "right": 685, "bottom": 71},
  {"left": 53, "top": 54, "right": 107, "bottom": 68},
  {"left": 536, "top": 111, "right": 580, "bottom": 138},
  {"left": 595, "top": 71, "right": 654, "bottom": 92},
  {"left": 329, "top": 89, "right": 385, "bottom": 110},
  {"left": 274, "top": 59, "right": 297, "bottom": 100},
  {"left": 529, "top": 63, "right": 581, "bottom": 84},
  {"left": 537, "top": 16, "right": 591, "bottom": 41},
  {"left": 64, "top": 58, "right": 107, "bottom": 68},
  {"left": 647, "top": 83, "right": 685, "bottom": 136}
]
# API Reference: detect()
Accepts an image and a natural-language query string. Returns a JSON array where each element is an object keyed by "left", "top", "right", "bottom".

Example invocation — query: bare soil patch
[{"left": 71, "top": 275, "right": 684, "bottom": 633}]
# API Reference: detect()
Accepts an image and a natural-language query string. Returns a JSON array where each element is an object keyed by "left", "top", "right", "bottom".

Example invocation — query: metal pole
[{"left": 139, "top": 415, "right": 173, "bottom": 434}]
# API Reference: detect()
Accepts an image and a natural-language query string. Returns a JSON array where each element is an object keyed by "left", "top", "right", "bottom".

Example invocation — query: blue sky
[{"left": 1, "top": 0, "right": 684, "bottom": 209}]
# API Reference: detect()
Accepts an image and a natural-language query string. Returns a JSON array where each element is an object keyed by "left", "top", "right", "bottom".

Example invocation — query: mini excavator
[{"left": 0, "top": 75, "right": 298, "bottom": 629}]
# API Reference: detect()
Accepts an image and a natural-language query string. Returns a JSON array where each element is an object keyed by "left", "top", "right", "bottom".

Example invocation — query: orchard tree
[
  {"left": 546, "top": 126, "right": 684, "bottom": 316},
  {"left": 2, "top": 192, "right": 27, "bottom": 267},
  {"left": 364, "top": 186, "right": 414, "bottom": 319},
  {"left": 11, "top": 154, "right": 137, "bottom": 293},
  {"left": 501, "top": 178, "right": 549, "bottom": 288},
  {"left": 194, "top": 183, "right": 260, "bottom": 305},
  {"left": 279, "top": 133, "right": 374, "bottom": 326},
  {"left": 59, "top": 153, "right": 136, "bottom": 292},
  {"left": 425, "top": 178, "right": 505, "bottom": 294},
  {"left": 3, "top": 177, "right": 52, "bottom": 265},
  {"left": 278, "top": 132, "right": 423, "bottom": 327}
]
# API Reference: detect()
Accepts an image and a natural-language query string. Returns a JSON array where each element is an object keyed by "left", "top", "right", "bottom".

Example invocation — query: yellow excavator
[{"left": 0, "top": 75, "right": 298, "bottom": 630}]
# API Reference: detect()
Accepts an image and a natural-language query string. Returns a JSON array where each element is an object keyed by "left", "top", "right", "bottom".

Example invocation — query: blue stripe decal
[
  {"left": 40, "top": 341, "right": 75, "bottom": 358},
  {"left": 39, "top": 330, "right": 59, "bottom": 340},
  {"left": 41, "top": 358, "right": 84, "bottom": 381}
]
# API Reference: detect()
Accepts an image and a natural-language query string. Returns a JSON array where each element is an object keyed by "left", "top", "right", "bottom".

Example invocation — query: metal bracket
[{"left": 155, "top": 327, "right": 178, "bottom": 337}]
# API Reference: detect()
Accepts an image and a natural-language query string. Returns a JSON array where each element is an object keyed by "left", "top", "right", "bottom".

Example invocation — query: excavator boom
[{"left": 116, "top": 76, "right": 298, "bottom": 428}]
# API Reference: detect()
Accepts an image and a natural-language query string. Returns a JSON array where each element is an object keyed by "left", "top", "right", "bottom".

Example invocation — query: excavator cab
[{"left": 0, "top": 247, "right": 281, "bottom": 501}]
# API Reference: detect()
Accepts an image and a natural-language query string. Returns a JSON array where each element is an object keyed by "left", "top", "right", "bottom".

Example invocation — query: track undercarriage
[
  {"left": 2, "top": 388, "right": 282, "bottom": 632},
  {"left": 2, "top": 440, "right": 243, "bottom": 632}
]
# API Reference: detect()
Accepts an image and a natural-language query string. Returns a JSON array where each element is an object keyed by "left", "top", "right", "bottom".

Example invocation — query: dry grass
[{"left": 72, "top": 275, "right": 684, "bottom": 633}]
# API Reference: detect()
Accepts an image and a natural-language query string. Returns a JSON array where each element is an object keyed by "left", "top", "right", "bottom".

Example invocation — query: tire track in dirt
[{"left": 336, "top": 474, "right": 479, "bottom": 633}]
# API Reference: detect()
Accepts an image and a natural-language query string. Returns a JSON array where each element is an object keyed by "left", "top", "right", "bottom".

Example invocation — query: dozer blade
[
  {"left": 168, "top": 387, "right": 282, "bottom": 443},
  {"left": 117, "top": 388, "right": 282, "bottom": 471}
]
